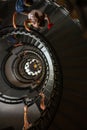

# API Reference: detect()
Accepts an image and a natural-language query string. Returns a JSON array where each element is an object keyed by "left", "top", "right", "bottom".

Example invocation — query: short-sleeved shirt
[{"left": 16, "top": 0, "right": 26, "bottom": 13}]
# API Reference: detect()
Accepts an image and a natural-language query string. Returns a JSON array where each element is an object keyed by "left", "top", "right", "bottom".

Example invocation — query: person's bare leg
[
  {"left": 39, "top": 92, "right": 46, "bottom": 110},
  {"left": 23, "top": 105, "right": 32, "bottom": 130}
]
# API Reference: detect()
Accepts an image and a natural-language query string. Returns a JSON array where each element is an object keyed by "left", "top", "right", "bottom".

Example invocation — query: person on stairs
[
  {"left": 24, "top": 9, "right": 53, "bottom": 31},
  {"left": 13, "top": 0, "right": 53, "bottom": 30}
]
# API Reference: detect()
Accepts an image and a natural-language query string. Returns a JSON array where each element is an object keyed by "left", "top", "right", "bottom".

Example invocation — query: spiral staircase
[{"left": 0, "top": 0, "right": 87, "bottom": 130}]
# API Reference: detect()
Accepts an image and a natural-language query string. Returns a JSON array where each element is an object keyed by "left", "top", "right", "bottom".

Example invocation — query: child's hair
[
  {"left": 24, "top": 0, "right": 33, "bottom": 6},
  {"left": 35, "top": 12, "right": 45, "bottom": 27}
]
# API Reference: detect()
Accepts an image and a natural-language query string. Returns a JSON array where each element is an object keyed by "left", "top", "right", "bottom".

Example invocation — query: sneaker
[
  {"left": 14, "top": 43, "right": 23, "bottom": 47},
  {"left": 73, "top": 18, "right": 81, "bottom": 27},
  {"left": 45, "top": 0, "right": 56, "bottom": 4}
]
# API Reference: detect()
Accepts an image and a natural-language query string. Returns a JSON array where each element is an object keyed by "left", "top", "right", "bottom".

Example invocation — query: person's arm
[
  {"left": 20, "top": 11, "right": 28, "bottom": 16},
  {"left": 39, "top": 92, "right": 46, "bottom": 110},
  {"left": 13, "top": 11, "right": 28, "bottom": 29},
  {"left": 44, "top": 14, "right": 50, "bottom": 24},
  {"left": 24, "top": 20, "right": 31, "bottom": 32},
  {"left": 13, "top": 11, "right": 17, "bottom": 29},
  {"left": 45, "top": 14, "right": 53, "bottom": 29}
]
